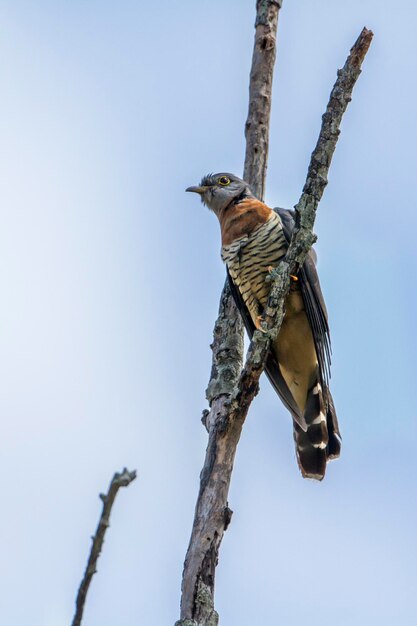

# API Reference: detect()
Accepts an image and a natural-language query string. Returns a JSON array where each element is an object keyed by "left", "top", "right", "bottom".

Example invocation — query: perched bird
[{"left": 186, "top": 172, "right": 341, "bottom": 480}]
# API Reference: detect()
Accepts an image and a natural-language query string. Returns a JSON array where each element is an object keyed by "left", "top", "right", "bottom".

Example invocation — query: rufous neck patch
[{"left": 219, "top": 198, "right": 273, "bottom": 247}]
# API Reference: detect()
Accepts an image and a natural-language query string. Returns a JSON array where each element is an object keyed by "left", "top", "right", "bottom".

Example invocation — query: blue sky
[{"left": 1, "top": 1, "right": 416, "bottom": 625}]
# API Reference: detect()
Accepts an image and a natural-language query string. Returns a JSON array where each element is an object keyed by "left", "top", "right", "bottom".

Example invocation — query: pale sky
[{"left": 1, "top": 1, "right": 416, "bottom": 625}]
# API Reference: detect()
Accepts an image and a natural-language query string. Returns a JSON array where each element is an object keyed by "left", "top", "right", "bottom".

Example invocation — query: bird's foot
[
  {"left": 255, "top": 315, "right": 268, "bottom": 333},
  {"left": 267, "top": 266, "right": 298, "bottom": 282}
]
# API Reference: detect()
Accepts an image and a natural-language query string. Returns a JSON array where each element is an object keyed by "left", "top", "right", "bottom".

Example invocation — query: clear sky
[{"left": 1, "top": 1, "right": 416, "bottom": 625}]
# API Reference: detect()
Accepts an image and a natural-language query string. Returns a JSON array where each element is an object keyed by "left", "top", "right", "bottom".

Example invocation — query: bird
[{"left": 186, "top": 172, "right": 341, "bottom": 480}]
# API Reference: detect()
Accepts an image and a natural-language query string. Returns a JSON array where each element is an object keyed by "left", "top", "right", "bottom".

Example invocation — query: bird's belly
[{"left": 274, "top": 290, "right": 318, "bottom": 413}]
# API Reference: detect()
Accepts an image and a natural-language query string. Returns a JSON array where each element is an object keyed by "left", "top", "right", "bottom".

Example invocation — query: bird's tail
[{"left": 293, "top": 384, "right": 341, "bottom": 480}]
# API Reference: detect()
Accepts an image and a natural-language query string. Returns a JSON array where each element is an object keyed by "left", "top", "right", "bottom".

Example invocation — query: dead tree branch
[
  {"left": 177, "top": 10, "right": 373, "bottom": 626},
  {"left": 244, "top": 0, "right": 282, "bottom": 201},
  {"left": 177, "top": 2, "right": 282, "bottom": 624},
  {"left": 71, "top": 468, "right": 137, "bottom": 626},
  {"left": 263, "top": 27, "right": 374, "bottom": 335}
]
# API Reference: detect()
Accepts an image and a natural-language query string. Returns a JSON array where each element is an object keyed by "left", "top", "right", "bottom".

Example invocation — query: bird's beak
[{"left": 185, "top": 185, "right": 208, "bottom": 195}]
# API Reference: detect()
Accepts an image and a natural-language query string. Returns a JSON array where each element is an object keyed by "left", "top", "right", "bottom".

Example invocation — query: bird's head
[{"left": 186, "top": 172, "right": 254, "bottom": 214}]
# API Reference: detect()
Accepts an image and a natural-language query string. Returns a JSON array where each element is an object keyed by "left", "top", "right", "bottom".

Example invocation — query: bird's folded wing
[{"left": 275, "top": 207, "right": 332, "bottom": 390}]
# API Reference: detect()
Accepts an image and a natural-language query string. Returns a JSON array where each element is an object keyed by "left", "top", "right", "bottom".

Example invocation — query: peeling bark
[{"left": 177, "top": 10, "right": 373, "bottom": 626}]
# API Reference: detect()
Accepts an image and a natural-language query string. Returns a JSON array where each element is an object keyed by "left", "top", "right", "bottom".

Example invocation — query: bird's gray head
[{"left": 186, "top": 172, "right": 254, "bottom": 214}]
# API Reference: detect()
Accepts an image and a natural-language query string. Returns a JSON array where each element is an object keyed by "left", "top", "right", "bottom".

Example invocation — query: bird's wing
[
  {"left": 227, "top": 269, "right": 307, "bottom": 429},
  {"left": 276, "top": 208, "right": 341, "bottom": 462},
  {"left": 275, "top": 207, "right": 332, "bottom": 389},
  {"left": 226, "top": 206, "right": 332, "bottom": 430}
]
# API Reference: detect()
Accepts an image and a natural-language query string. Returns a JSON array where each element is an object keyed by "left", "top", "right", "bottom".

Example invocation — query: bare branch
[
  {"left": 177, "top": 12, "right": 373, "bottom": 626},
  {"left": 253, "top": 27, "right": 375, "bottom": 349},
  {"left": 244, "top": 0, "right": 282, "bottom": 200},
  {"left": 177, "top": 2, "right": 282, "bottom": 624},
  {"left": 203, "top": 0, "right": 284, "bottom": 417},
  {"left": 71, "top": 468, "right": 137, "bottom": 626}
]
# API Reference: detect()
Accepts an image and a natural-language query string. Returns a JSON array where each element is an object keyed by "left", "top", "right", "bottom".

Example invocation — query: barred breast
[
  {"left": 222, "top": 211, "right": 287, "bottom": 322},
  {"left": 222, "top": 210, "right": 318, "bottom": 415}
]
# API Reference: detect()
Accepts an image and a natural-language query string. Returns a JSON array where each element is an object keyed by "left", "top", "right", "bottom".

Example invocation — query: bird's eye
[{"left": 218, "top": 176, "right": 231, "bottom": 186}]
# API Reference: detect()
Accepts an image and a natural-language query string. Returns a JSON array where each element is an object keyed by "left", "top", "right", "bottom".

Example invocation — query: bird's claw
[{"left": 255, "top": 315, "right": 268, "bottom": 333}]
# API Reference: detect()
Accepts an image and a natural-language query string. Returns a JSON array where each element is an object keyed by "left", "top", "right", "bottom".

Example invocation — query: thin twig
[
  {"left": 71, "top": 468, "right": 137, "bottom": 626},
  {"left": 177, "top": 22, "right": 373, "bottom": 626}
]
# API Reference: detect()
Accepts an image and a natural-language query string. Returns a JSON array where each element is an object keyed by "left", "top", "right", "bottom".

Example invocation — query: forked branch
[
  {"left": 177, "top": 17, "right": 373, "bottom": 626},
  {"left": 178, "top": 2, "right": 282, "bottom": 623}
]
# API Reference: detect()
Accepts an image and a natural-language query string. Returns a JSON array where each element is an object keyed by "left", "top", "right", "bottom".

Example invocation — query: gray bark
[
  {"left": 177, "top": 13, "right": 373, "bottom": 626},
  {"left": 243, "top": 0, "right": 282, "bottom": 201},
  {"left": 71, "top": 468, "right": 137, "bottom": 626},
  {"left": 261, "top": 27, "right": 374, "bottom": 333},
  {"left": 177, "top": 2, "right": 282, "bottom": 623}
]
